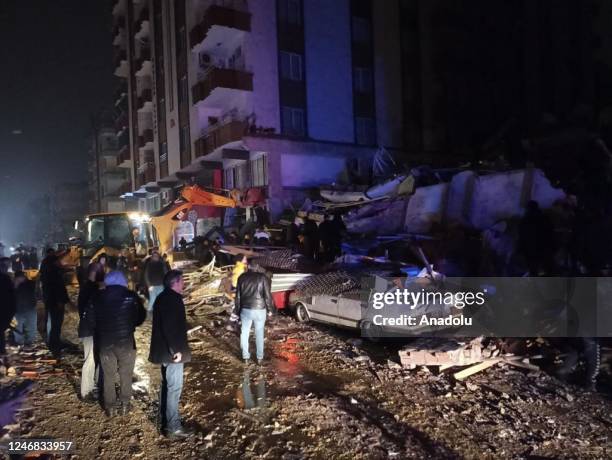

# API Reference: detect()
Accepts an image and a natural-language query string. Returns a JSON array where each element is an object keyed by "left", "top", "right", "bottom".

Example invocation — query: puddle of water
[{"left": 236, "top": 368, "right": 268, "bottom": 411}]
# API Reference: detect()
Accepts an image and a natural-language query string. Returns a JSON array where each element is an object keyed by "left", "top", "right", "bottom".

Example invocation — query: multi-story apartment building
[
  {"left": 88, "top": 122, "right": 131, "bottom": 214},
  {"left": 111, "top": 0, "right": 405, "bottom": 223}
]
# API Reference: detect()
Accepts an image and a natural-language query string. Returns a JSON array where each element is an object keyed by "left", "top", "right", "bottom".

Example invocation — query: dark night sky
[{"left": 0, "top": 0, "right": 114, "bottom": 244}]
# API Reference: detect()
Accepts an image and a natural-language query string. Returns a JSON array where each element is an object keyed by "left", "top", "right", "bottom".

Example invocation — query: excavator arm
[
  {"left": 151, "top": 185, "right": 238, "bottom": 257},
  {"left": 180, "top": 185, "right": 237, "bottom": 208}
]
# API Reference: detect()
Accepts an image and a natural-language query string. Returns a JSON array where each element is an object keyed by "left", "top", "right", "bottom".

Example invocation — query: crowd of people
[{"left": 0, "top": 243, "right": 277, "bottom": 440}]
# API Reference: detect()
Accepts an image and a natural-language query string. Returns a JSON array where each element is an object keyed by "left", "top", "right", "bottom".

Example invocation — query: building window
[
  {"left": 160, "top": 142, "right": 168, "bottom": 161},
  {"left": 353, "top": 67, "right": 373, "bottom": 93},
  {"left": 352, "top": 17, "right": 371, "bottom": 44},
  {"left": 178, "top": 76, "right": 188, "bottom": 104},
  {"left": 280, "top": 51, "right": 303, "bottom": 81},
  {"left": 180, "top": 125, "right": 190, "bottom": 153},
  {"left": 279, "top": 0, "right": 302, "bottom": 26},
  {"left": 355, "top": 117, "right": 376, "bottom": 145},
  {"left": 251, "top": 155, "right": 268, "bottom": 187},
  {"left": 177, "top": 25, "right": 186, "bottom": 57},
  {"left": 224, "top": 167, "right": 235, "bottom": 189},
  {"left": 281, "top": 106, "right": 305, "bottom": 137},
  {"left": 235, "top": 162, "right": 250, "bottom": 189}
]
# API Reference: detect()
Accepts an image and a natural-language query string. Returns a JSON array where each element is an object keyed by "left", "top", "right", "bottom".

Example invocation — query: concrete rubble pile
[
  {"left": 324, "top": 167, "right": 566, "bottom": 236},
  {"left": 183, "top": 258, "right": 232, "bottom": 310}
]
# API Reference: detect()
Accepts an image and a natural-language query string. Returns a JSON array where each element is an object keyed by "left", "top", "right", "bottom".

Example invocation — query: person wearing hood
[{"left": 86, "top": 271, "right": 146, "bottom": 417}]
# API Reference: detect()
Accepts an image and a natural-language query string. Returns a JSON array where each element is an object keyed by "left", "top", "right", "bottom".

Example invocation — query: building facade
[
  {"left": 88, "top": 122, "right": 131, "bottom": 214},
  {"left": 111, "top": 0, "right": 406, "bottom": 221}
]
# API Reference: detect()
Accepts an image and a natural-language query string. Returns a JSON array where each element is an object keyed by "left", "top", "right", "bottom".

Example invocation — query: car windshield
[{"left": 85, "top": 215, "right": 158, "bottom": 251}]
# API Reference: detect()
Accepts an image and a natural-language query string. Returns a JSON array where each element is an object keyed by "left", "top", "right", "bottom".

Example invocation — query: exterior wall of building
[
  {"left": 303, "top": 0, "right": 354, "bottom": 143},
  {"left": 372, "top": 0, "right": 403, "bottom": 148},
  {"left": 113, "top": 0, "right": 407, "bottom": 218},
  {"left": 242, "top": 0, "right": 280, "bottom": 132}
]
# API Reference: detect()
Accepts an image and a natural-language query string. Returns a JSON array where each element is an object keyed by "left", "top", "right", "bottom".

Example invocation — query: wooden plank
[
  {"left": 438, "top": 364, "right": 456, "bottom": 372},
  {"left": 502, "top": 358, "right": 539, "bottom": 372},
  {"left": 453, "top": 359, "right": 500, "bottom": 381}
]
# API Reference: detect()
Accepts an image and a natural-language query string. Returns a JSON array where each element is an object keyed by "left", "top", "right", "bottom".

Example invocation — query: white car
[{"left": 290, "top": 274, "right": 468, "bottom": 340}]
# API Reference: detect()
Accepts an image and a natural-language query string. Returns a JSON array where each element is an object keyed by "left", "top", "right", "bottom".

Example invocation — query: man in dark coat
[
  {"left": 41, "top": 255, "right": 69, "bottom": 353},
  {"left": 149, "top": 270, "right": 192, "bottom": 439},
  {"left": 13, "top": 271, "right": 37, "bottom": 347},
  {"left": 86, "top": 271, "right": 146, "bottom": 417},
  {"left": 0, "top": 258, "right": 16, "bottom": 355},
  {"left": 77, "top": 264, "right": 102, "bottom": 402}
]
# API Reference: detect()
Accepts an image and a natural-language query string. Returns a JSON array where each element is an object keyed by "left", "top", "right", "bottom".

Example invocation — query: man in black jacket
[
  {"left": 232, "top": 266, "right": 274, "bottom": 365},
  {"left": 40, "top": 255, "right": 69, "bottom": 353},
  {"left": 87, "top": 271, "right": 146, "bottom": 417},
  {"left": 149, "top": 270, "right": 192, "bottom": 439},
  {"left": 0, "top": 258, "right": 16, "bottom": 355}
]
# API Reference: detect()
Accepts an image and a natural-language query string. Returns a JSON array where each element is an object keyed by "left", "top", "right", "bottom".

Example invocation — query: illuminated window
[{"left": 251, "top": 155, "right": 268, "bottom": 187}]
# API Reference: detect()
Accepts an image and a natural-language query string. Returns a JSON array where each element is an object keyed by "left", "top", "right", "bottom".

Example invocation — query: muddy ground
[{"left": 1, "top": 293, "right": 612, "bottom": 459}]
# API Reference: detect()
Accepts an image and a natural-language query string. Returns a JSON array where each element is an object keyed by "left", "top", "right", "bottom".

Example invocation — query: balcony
[
  {"left": 117, "top": 182, "right": 132, "bottom": 195},
  {"left": 194, "top": 119, "right": 248, "bottom": 157},
  {"left": 190, "top": 3, "right": 251, "bottom": 49},
  {"left": 114, "top": 85, "right": 127, "bottom": 105},
  {"left": 113, "top": 49, "right": 127, "bottom": 70},
  {"left": 112, "top": 16, "right": 126, "bottom": 38},
  {"left": 192, "top": 67, "right": 253, "bottom": 105},
  {"left": 138, "top": 129, "right": 154, "bottom": 147},
  {"left": 134, "top": 7, "right": 150, "bottom": 33},
  {"left": 137, "top": 88, "right": 152, "bottom": 109},
  {"left": 144, "top": 162, "right": 156, "bottom": 183},
  {"left": 135, "top": 47, "right": 151, "bottom": 74},
  {"left": 117, "top": 146, "right": 131, "bottom": 168}
]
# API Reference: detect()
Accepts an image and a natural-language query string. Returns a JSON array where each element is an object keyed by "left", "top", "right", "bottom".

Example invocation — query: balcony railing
[
  {"left": 138, "top": 129, "right": 154, "bottom": 147},
  {"left": 192, "top": 66, "right": 253, "bottom": 104},
  {"left": 190, "top": 2, "right": 251, "bottom": 48},
  {"left": 194, "top": 118, "right": 248, "bottom": 157}
]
